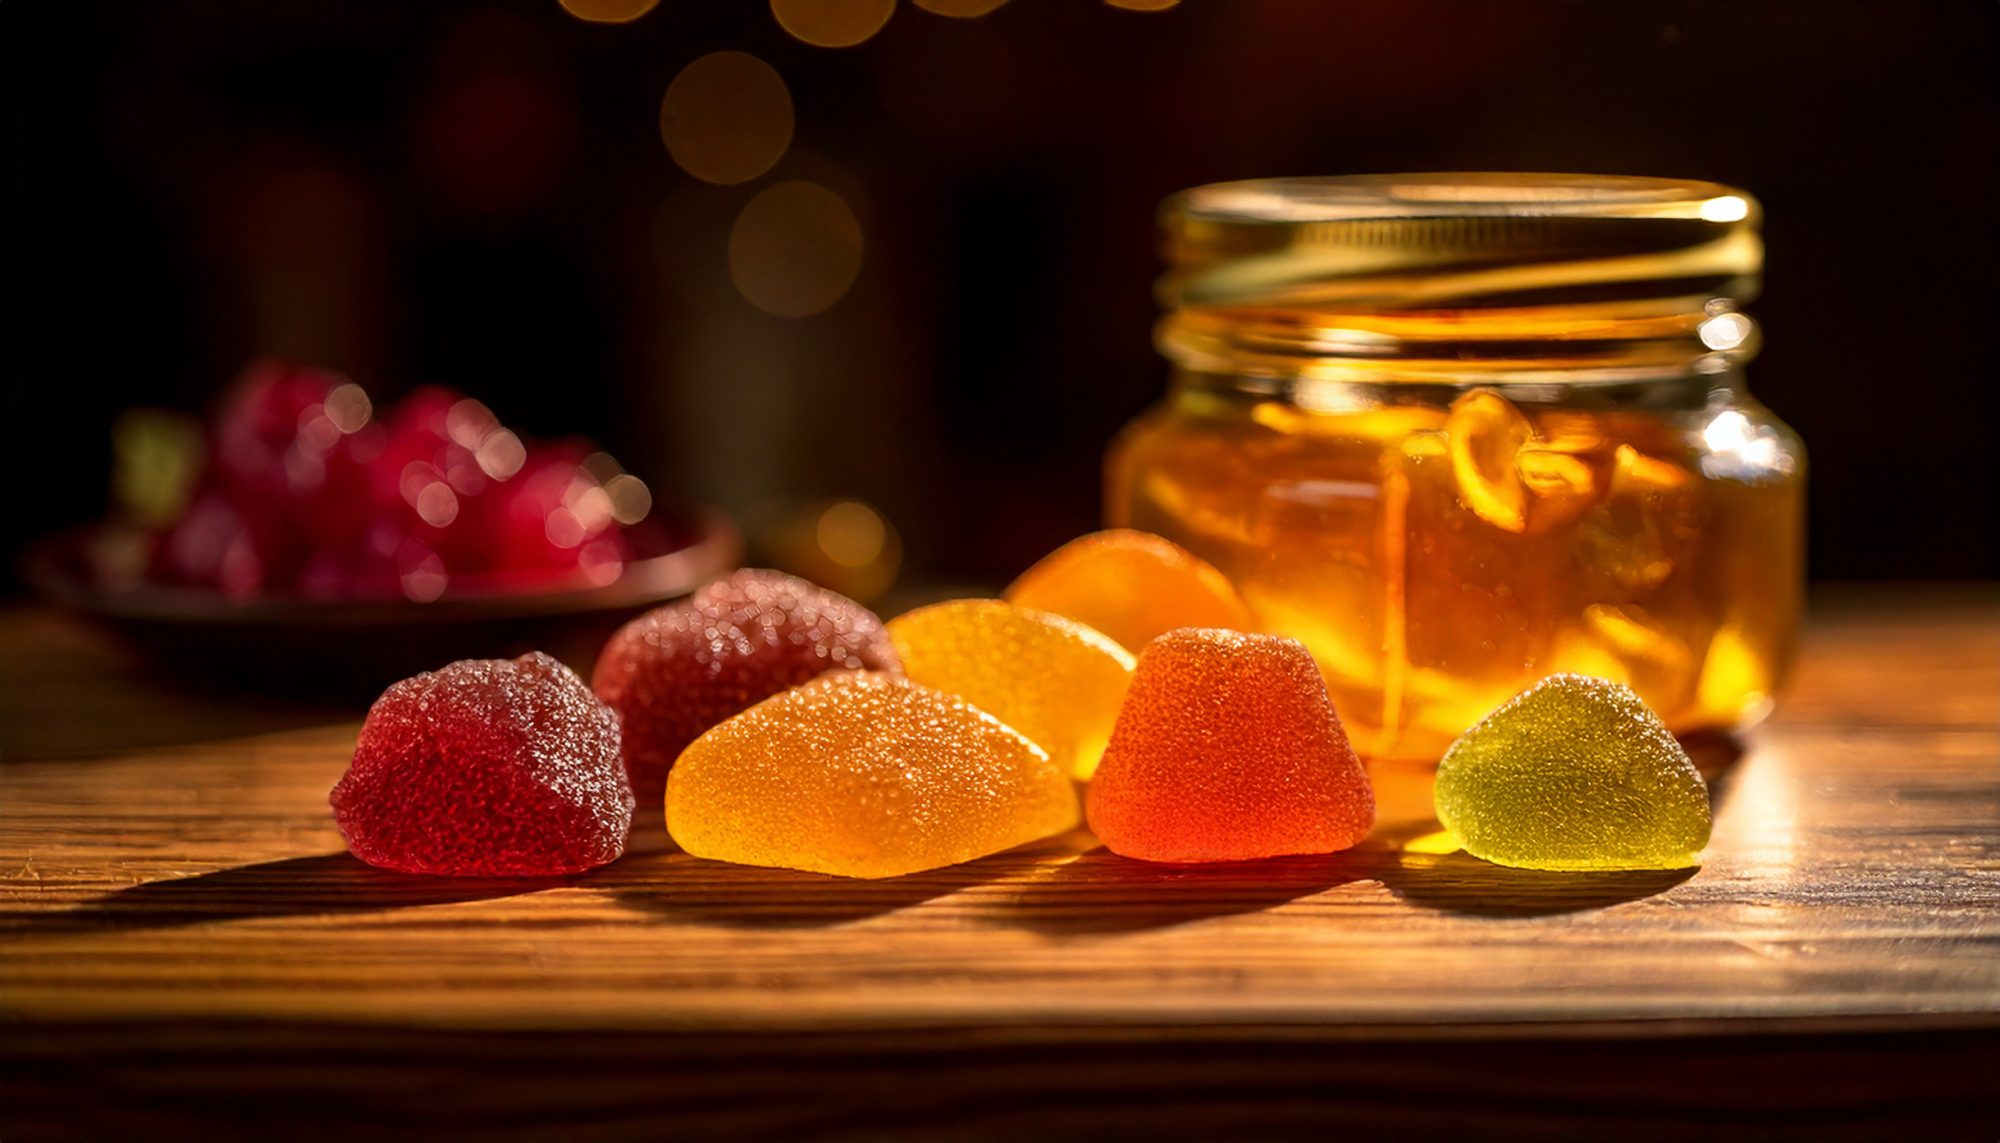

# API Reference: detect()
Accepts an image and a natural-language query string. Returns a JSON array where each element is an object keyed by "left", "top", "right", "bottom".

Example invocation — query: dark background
[{"left": 5, "top": 0, "right": 1997, "bottom": 591}]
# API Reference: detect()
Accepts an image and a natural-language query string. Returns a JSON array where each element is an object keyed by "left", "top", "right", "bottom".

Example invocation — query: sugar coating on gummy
[
  {"left": 1433, "top": 673, "right": 1711, "bottom": 871},
  {"left": 331, "top": 652, "right": 632, "bottom": 877},
  {"left": 1006, "top": 529, "right": 1254, "bottom": 653},
  {"left": 887, "top": 598, "right": 1134, "bottom": 780},
  {"left": 1085, "top": 629, "right": 1374, "bottom": 863},
  {"left": 666, "top": 672, "right": 1079, "bottom": 880},
  {"left": 593, "top": 569, "right": 900, "bottom": 806}
]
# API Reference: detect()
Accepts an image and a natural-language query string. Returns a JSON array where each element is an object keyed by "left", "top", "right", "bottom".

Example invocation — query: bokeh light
[
  {"left": 1700, "top": 194, "right": 1751, "bottom": 223},
  {"left": 399, "top": 543, "right": 449, "bottom": 603},
  {"left": 604, "top": 473, "right": 653, "bottom": 525},
  {"left": 770, "top": 0, "right": 896, "bottom": 48},
  {"left": 414, "top": 480, "right": 460, "bottom": 528},
  {"left": 753, "top": 498, "right": 903, "bottom": 603},
  {"left": 323, "top": 383, "right": 372, "bottom": 433},
  {"left": 659, "top": 52, "right": 794, "bottom": 186},
  {"left": 914, "top": 0, "right": 1006, "bottom": 16},
  {"left": 557, "top": 0, "right": 660, "bottom": 23},
  {"left": 1699, "top": 311, "right": 1756, "bottom": 352},
  {"left": 817, "top": 500, "right": 888, "bottom": 568},
  {"left": 728, "top": 181, "right": 864, "bottom": 318},
  {"left": 474, "top": 428, "right": 527, "bottom": 480}
]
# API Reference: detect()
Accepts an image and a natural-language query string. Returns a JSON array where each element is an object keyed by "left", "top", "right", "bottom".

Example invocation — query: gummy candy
[
  {"left": 887, "top": 599, "right": 1134, "bottom": 780},
  {"left": 1004, "top": 529, "right": 1254, "bottom": 652},
  {"left": 1085, "top": 629, "right": 1375, "bottom": 863},
  {"left": 1433, "top": 673, "right": 1710, "bottom": 871},
  {"left": 666, "top": 672, "right": 1079, "bottom": 879},
  {"left": 593, "top": 569, "right": 900, "bottom": 805},
  {"left": 331, "top": 652, "right": 633, "bottom": 876}
]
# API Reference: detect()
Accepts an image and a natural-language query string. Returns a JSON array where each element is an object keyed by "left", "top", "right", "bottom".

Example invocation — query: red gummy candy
[
  {"left": 592, "top": 569, "right": 902, "bottom": 806},
  {"left": 331, "top": 652, "right": 633, "bottom": 876},
  {"left": 1085, "top": 628, "right": 1375, "bottom": 863}
]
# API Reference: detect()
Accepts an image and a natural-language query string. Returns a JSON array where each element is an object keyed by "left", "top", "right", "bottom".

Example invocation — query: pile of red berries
[{"left": 150, "top": 360, "right": 660, "bottom": 601}]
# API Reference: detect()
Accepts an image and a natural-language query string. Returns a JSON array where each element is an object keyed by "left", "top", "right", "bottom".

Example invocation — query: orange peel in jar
[
  {"left": 1515, "top": 446, "right": 1598, "bottom": 533},
  {"left": 1445, "top": 388, "right": 1535, "bottom": 532},
  {"left": 1005, "top": 529, "right": 1254, "bottom": 654},
  {"left": 1611, "top": 442, "right": 1691, "bottom": 493}
]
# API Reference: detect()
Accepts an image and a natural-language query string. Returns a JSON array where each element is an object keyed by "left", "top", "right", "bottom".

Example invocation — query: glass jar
[{"left": 1107, "top": 174, "right": 1804, "bottom": 761}]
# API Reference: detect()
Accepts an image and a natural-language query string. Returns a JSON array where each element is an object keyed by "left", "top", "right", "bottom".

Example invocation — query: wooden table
[{"left": 4, "top": 591, "right": 1998, "bottom": 1139}]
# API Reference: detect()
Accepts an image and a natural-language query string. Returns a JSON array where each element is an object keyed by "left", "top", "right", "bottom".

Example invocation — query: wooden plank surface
[{"left": 3, "top": 590, "right": 1999, "bottom": 1136}]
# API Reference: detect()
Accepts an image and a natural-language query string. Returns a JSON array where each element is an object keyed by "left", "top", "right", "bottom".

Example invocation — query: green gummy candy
[{"left": 1434, "top": 674, "right": 1711, "bottom": 872}]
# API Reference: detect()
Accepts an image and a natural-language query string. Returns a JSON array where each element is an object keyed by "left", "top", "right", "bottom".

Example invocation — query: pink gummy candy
[
  {"left": 592, "top": 568, "right": 901, "bottom": 805},
  {"left": 331, "top": 652, "right": 633, "bottom": 876}
]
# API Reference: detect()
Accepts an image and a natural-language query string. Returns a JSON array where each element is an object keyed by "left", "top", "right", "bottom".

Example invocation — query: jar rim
[
  {"left": 1169, "top": 173, "right": 1758, "bottom": 226},
  {"left": 1156, "top": 172, "right": 1763, "bottom": 382}
]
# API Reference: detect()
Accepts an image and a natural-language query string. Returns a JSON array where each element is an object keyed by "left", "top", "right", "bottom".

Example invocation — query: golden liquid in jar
[{"left": 1107, "top": 382, "right": 1803, "bottom": 761}]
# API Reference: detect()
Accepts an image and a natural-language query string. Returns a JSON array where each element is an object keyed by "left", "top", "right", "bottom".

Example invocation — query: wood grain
[{"left": 3, "top": 590, "right": 1998, "bottom": 1137}]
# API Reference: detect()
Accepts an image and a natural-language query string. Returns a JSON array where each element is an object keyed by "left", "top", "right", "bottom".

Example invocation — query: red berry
[
  {"left": 152, "top": 366, "right": 652, "bottom": 601},
  {"left": 331, "top": 652, "right": 633, "bottom": 876},
  {"left": 149, "top": 486, "right": 291, "bottom": 599},
  {"left": 201, "top": 360, "right": 383, "bottom": 590}
]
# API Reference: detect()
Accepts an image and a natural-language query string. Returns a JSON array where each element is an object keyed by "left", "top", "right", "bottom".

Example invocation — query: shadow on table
[
  {"left": 7, "top": 852, "right": 562, "bottom": 935},
  {"left": 605, "top": 849, "right": 1006, "bottom": 928},
  {"left": 998, "top": 845, "right": 1385, "bottom": 934},
  {"left": 1373, "top": 851, "right": 1697, "bottom": 917},
  {"left": 998, "top": 841, "right": 1691, "bottom": 928}
]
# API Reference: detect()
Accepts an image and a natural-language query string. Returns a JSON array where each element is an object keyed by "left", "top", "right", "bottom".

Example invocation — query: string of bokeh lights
[
  {"left": 566, "top": 0, "right": 1178, "bottom": 320},
  {"left": 553, "top": 0, "right": 1180, "bottom": 598}
]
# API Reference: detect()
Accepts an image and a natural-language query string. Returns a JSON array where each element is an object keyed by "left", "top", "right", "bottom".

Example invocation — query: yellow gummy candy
[
  {"left": 665, "top": 672, "right": 1078, "bottom": 879},
  {"left": 1433, "top": 674, "right": 1711, "bottom": 871},
  {"left": 888, "top": 599, "right": 1134, "bottom": 780},
  {"left": 1004, "top": 529, "right": 1253, "bottom": 653}
]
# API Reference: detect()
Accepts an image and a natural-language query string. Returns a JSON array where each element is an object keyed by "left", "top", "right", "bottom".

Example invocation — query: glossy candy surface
[
  {"left": 1085, "top": 629, "right": 1375, "bottom": 863},
  {"left": 593, "top": 569, "right": 900, "bottom": 806},
  {"left": 1005, "top": 529, "right": 1253, "bottom": 653},
  {"left": 887, "top": 599, "right": 1133, "bottom": 780},
  {"left": 1433, "top": 673, "right": 1711, "bottom": 871},
  {"left": 666, "top": 673, "right": 1079, "bottom": 879},
  {"left": 331, "top": 652, "right": 632, "bottom": 876}
]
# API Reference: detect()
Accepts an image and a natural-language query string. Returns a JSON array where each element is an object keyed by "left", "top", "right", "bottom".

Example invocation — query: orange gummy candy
[
  {"left": 1086, "top": 629, "right": 1375, "bottom": 863},
  {"left": 666, "top": 673, "right": 1078, "bottom": 879},
  {"left": 1005, "top": 529, "right": 1253, "bottom": 653}
]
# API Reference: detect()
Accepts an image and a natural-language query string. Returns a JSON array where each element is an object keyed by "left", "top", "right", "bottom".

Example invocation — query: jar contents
[
  {"left": 1110, "top": 379, "right": 1802, "bottom": 761},
  {"left": 1110, "top": 173, "right": 1804, "bottom": 761}
]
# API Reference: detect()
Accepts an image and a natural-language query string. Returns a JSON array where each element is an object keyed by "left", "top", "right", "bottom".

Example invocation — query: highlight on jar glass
[{"left": 1106, "top": 174, "right": 1805, "bottom": 762}]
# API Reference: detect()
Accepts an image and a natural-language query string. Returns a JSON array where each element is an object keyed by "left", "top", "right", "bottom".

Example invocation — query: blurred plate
[{"left": 23, "top": 503, "right": 741, "bottom": 697}]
